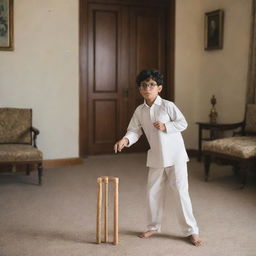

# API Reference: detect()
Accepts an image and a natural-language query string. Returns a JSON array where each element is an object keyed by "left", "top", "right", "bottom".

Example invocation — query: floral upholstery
[
  {"left": 203, "top": 136, "right": 256, "bottom": 159},
  {"left": 0, "top": 145, "right": 42, "bottom": 162},
  {"left": 0, "top": 108, "right": 32, "bottom": 144},
  {"left": 245, "top": 104, "right": 256, "bottom": 133}
]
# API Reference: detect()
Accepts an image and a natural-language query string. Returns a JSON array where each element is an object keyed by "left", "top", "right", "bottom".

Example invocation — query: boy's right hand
[{"left": 114, "top": 138, "right": 129, "bottom": 154}]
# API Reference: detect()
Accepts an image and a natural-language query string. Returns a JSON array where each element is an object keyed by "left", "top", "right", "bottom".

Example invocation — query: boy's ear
[{"left": 158, "top": 85, "right": 163, "bottom": 93}]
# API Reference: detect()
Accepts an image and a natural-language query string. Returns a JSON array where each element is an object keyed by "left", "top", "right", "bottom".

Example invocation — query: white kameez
[{"left": 124, "top": 95, "right": 189, "bottom": 168}]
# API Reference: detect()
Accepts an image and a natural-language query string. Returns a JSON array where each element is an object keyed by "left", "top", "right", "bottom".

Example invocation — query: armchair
[
  {"left": 202, "top": 104, "right": 256, "bottom": 188},
  {"left": 0, "top": 108, "right": 43, "bottom": 185}
]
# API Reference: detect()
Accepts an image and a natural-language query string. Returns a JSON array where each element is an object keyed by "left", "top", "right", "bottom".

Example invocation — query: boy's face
[{"left": 139, "top": 78, "right": 162, "bottom": 103}]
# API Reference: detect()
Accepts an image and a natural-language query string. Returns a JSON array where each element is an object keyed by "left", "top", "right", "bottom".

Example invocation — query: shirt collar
[
  {"left": 143, "top": 95, "right": 162, "bottom": 107},
  {"left": 154, "top": 95, "right": 162, "bottom": 105}
]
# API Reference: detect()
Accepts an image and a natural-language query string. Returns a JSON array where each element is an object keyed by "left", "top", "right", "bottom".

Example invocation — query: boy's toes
[
  {"left": 138, "top": 230, "right": 158, "bottom": 238},
  {"left": 189, "top": 234, "right": 203, "bottom": 247}
]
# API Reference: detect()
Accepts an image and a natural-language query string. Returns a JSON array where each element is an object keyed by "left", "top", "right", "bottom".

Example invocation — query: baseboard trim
[
  {"left": 43, "top": 157, "right": 83, "bottom": 169},
  {"left": 187, "top": 149, "right": 199, "bottom": 158}
]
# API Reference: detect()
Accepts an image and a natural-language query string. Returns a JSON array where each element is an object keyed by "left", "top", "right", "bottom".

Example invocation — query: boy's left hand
[{"left": 153, "top": 121, "right": 166, "bottom": 132}]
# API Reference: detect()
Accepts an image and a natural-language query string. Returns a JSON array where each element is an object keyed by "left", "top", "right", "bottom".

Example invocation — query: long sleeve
[
  {"left": 165, "top": 102, "right": 188, "bottom": 133},
  {"left": 123, "top": 109, "right": 143, "bottom": 147}
]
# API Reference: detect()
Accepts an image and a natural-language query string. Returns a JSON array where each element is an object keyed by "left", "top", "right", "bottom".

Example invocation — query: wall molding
[{"left": 43, "top": 158, "right": 83, "bottom": 169}]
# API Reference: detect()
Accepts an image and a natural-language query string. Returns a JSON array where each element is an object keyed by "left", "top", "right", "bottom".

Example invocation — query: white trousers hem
[{"left": 146, "top": 163, "right": 199, "bottom": 236}]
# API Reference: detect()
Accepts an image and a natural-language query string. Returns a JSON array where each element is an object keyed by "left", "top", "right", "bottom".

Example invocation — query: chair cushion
[
  {"left": 0, "top": 108, "right": 32, "bottom": 144},
  {"left": 0, "top": 145, "right": 43, "bottom": 162},
  {"left": 245, "top": 104, "right": 256, "bottom": 133},
  {"left": 203, "top": 136, "right": 256, "bottom": 159}
]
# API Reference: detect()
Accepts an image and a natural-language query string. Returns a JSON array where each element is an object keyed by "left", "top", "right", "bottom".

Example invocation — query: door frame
[{"left": 79, "top": 0, "right": 175, "bottom": 157}]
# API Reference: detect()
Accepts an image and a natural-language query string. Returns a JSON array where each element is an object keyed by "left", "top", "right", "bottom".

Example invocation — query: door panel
[
  {"left": 94, "top": 100, "right": 117, "bottom": 144},
  {"left": 94, "top": 11, "right": 118, "bottom": 92},
  {"left": 88, "top": 4, "right": 123, "bottom": 154}
]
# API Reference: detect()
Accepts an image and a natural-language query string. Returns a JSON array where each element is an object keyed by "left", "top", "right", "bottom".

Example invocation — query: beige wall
[
  {"left": 0, "top": 0, "right": 79, "bottom": 160},
  {"left": 175, "top": 0, "right": 252, "bottom": 149},
  {"left": 0, "top": 0, "right": 251, "bottom": 159}
]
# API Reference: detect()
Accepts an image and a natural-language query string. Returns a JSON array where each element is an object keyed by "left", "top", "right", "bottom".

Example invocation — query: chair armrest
[
  {"left": 226, "top": 121, "right": 246, "bottom": 136},
  {"left": 31, "top": 127, "right": 40, "bottom": 148},
  {"left": 31, "top": 127, "right": 40, "bottom": 135}
]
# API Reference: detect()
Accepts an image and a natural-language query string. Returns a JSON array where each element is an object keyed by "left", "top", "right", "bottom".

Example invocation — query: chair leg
[
  {"left": 12, "top": 165, "right": 16, "bottom": 173},
  {"left": 38, "top": 163, "right": 43, "bottom": 185},
  {"left": 26, "top": 164, "right": 31, "bottom": 176},
  {"left": 232, "top": 163, "right": 239, "bottom": 177},
  {"left": 239, "top": 162, "right": 248, "bottom": 189},
  {"left": 204, "top": 155, "right": 211, "bottom": 182}
]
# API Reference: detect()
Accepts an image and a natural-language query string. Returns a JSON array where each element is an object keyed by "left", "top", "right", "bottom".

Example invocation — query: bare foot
[
  {"left": 138, "top": 230, "right": 158, "bottom": 238},
  {"left": 188, "top": 234, "right": 203, "bottom": 247}
]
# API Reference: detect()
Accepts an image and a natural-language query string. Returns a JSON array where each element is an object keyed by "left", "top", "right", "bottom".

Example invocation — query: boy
[{"left": 114, "top": 69, "right": 202, "bottom": 246}]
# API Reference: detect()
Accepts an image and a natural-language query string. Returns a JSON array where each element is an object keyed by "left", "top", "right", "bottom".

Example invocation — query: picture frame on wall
[
  {"left": 204, "top": 9, "right": 224, "bottom": 50},
  {"left": 0, "top": 0, "right": 13, "bottom": 51}
]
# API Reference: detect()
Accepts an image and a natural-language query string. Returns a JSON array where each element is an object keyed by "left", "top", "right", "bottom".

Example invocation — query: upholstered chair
[
  {"left": 202, "top": 104, "right": 256, "bottom": 188},
  {"left": 0, "top": 108, "right": 43, "bottom": 185}
]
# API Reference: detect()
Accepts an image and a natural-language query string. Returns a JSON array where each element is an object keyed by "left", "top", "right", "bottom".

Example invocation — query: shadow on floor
[
  {"left": 120, "top": 229, "right": 190, "bottom": 244},
  {"left": 7, "top": 228, "right": 94, "bottom": 244},
  {"left": 0, "top": 173, "right": 39, "bottom": 186}
]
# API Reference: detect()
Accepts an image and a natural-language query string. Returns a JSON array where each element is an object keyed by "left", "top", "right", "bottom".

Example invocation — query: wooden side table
[{"left": 196, "top": 122, "right": 244, "bottom": 161}]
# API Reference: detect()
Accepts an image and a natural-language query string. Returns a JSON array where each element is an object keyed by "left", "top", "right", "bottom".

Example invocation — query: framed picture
[
  {"left": 0, "top": 0, "right": 13, "bottom": 51},
  {"left": 204, "top": 9, "right": 224, "bottom": 50}
]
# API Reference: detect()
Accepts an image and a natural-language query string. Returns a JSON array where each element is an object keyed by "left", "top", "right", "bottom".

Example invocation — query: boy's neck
[{"left": 146, "top": 96, "right": 158, "bottom": 107}]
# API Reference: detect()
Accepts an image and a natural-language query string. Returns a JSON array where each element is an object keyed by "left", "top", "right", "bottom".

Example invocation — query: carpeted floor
[{"left": 0, "top": 153, "right": 256, "bottom": 256}]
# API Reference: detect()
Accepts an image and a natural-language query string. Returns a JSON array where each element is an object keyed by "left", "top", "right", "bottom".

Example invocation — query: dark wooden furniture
[
  {"left": 202, "top": 104, "right": 256, "bottom": 188},
  {"left": 0, "top": 108, "right": 43, "bottom": 185},
  {"left": 196, "top": 121, "right": 244, "bottom": 161}
]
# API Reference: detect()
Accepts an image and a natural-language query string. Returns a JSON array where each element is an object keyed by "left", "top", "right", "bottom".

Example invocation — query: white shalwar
[{"left": 124, "top": 95, "right": 199, "bottom": 235}]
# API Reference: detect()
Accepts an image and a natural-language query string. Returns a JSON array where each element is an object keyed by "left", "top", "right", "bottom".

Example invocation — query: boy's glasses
[{"left": 139, "top": 82, "right": 158, "bottom": 90}]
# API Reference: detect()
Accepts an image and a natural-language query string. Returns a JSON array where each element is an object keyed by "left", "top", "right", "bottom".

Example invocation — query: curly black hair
[{"left": 136, "top": 69, "right": 164, "bottom": 87}]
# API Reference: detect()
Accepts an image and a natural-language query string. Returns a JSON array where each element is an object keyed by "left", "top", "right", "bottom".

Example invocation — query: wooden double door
[{"left": 80, "top": 0, "right": 174, "bottom": 155}]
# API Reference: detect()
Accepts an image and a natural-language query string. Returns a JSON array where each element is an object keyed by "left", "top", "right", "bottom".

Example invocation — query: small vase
[{"left": 209, "top": 95, "right": 218, "bottom": 124}]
